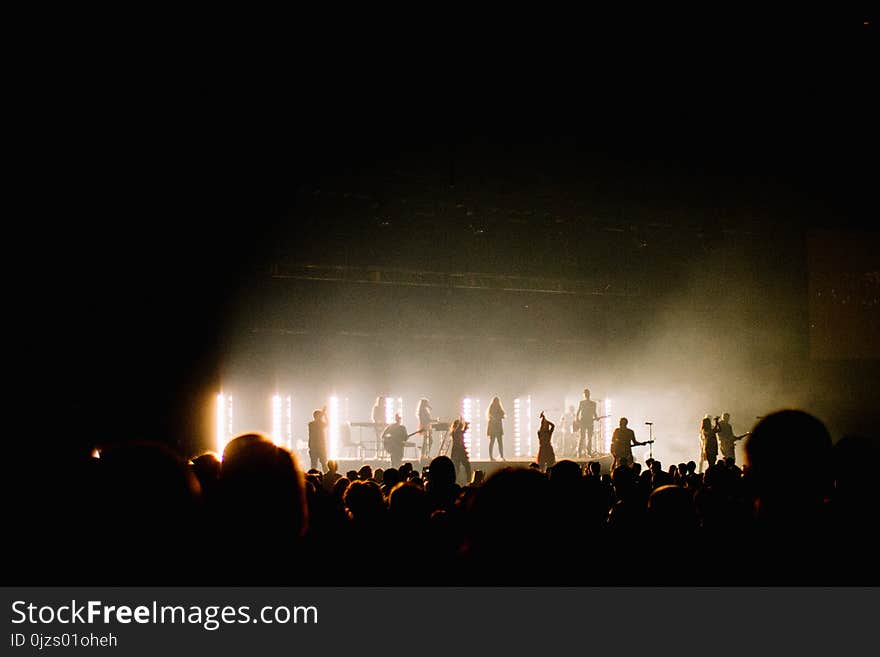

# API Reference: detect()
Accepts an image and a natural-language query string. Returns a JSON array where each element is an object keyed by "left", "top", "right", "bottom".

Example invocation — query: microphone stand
[{"left": 645, "top": 422, "right": 654, "bottom": 460}]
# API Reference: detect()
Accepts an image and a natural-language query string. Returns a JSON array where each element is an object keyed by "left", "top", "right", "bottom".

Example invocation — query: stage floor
[{"left": 325, "top": 454, "right": 615, "bottom": 478}]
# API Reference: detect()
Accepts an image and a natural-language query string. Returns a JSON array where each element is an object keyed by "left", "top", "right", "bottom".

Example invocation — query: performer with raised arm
[
  {"left": 449, "top": 418, "right": 472, "bottom": 484},
  {"left": 610, "top": 417, "right": 647, "bottom": 469},
  {"left": 576, "top": 388, "right": 599, "bottom": 458},
  {"left": 536, "top": 411, "right": 556, "bottom": 471},
  {"left": 416, "top": 398, "right": 433, "bottom": 461},
  {"left": 486, "top": 396, "right": 506, "bottom": 461},
  {"left": 308, "top": 406, "right": 329, "bottom": 471},
  {"left": 715, "top": 412, "right": 749, "bottom": 464}
]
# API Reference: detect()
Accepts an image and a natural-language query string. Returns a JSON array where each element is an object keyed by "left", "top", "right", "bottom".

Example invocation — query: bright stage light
[
  {"left": 216, "top": 392, "right": 234, "bottom": 455},
  {"left": 473, "top": 398, "right": 481, "bottom": 459},
  {"left": 382, "top": 396, "right": 403, "bottom": 426},
  {"left": 384, "top": 397, "right": 395, "bottom": 425},
  {"left": 602, "top": 398, "right": 613, "bottom": 453},
  {"left": 462, "top": 397, "right": 473, "bottom": 457},
  {"left": 285, "top": 395, "right": 293, "bottom": 451},
  {"left": 526, "top": 395, "right": 532, "bottom": 456},
  {"left": 271, "top": 395, "right": 282, "bottom": 446},
  {"left": 271, "top": 394, "right": 293, "bottom": 448},
  {"left": 328, "top": 395, "right": 340, "bottom": 460},
  {"left": 513, "top": 397, "right": 520, "bottom": 457},
  {"left": 513, "top": 396, "right": 530, "bottom": 457}
]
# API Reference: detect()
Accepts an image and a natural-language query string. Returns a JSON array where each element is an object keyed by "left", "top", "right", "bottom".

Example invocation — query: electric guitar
[
  {"left": 383, "top": 428, "right": 424, "bottom": 451},
  {"left": 572, "top": 414, "right": 611, "bottom": 432}
]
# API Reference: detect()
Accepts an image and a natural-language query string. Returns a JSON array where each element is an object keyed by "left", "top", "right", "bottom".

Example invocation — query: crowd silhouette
[{"left": 12, "top": 410, "right": 879, "bottom": 585}]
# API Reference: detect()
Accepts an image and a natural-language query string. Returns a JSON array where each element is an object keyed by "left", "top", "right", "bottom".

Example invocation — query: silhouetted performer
[
  {"left": 486, "top": 396, "right": 506, "bottom": 461},
  {"left": 537, "top": 411, "right": 556, "bottom": 471},
  {"left": 416, "top": 398, "right": 433, "bottom": 460},
  {"left": 576, "top": 388, "right": 599, "bottom": 457},
  {"left": 700, "top": 415, "right": 718, "bottom": 471},
  {"left": 449, "top": 418, "right": 472, "bottom": 483},
  {"left": 372, "top": 396, "right": 386, "bottom": 453},
  {"left": 382, "top": 413, "right": 409, "bottom": 469},
  {"left": 611, "top": 417, "right": 643, "bottom": 469},
  {"left": 716, "top": 412, "right": 749, "bottom": 464},
  {"left": 308, "top": 407, "right": 329, "bottom": 471}
]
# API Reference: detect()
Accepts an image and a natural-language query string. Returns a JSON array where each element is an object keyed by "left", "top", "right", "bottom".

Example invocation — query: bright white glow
[
  {"left": 514, "top": 397, "right": 522, "bottom": 457},
  {"left": 384, "top": 397, "right": 395, "bottom": 425},
  {"left": 285, "top": 396, "right": 293, "bottom": 451},
  {"left": 396, "top": 397, "right": 403, "bottom": 423},
  {"left": 603, "top": 398, "right": 613, "bottom": 453},
  {"left": 271, "top": 395, "right": 283, "bottom": 446},
  {"left": 328, "top": 395, "right": 340, "bottom": 459},
  {"left": 526, "top": 395, "right": 532, "bottom": 456},
  {"left": 216, "top": 393, "right": 225, "bottom": 453},
  {"left": 216, "top": 393, "right": 234, "bottom": 456},
  {"left": 461, "top": 397, "right": 473, "bottom": 456},
  {"left": 473, "top": 398, "right": 481, "bottom": 459}
]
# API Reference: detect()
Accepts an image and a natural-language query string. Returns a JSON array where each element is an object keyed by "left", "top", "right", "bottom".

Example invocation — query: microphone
[{"left": 644, "top": 421, "right": 653, "bottom": 425}]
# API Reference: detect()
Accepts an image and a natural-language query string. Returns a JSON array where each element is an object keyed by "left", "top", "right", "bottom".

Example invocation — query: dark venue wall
[
  {"left": 36, "top": 12, "right": 878, "bottom": 458},
  {"left": 14, "top": 9, "right": 878, "bottom": 586}
]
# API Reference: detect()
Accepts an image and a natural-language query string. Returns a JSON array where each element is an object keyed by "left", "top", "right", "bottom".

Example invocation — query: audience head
[
  {"left": 383, "top": 468, "right": 401, "bottom": 489},
  {"left": 388, "top": 482, "right": 430, "bottom": 523},
  {"left": 219, "top": 433, "right": 308, "bottom": 544},
  {"left": 189, "top": 452, "right": 221, "bottom": 490},
  {"left": 745, "top": 410, "right": 832, "bottom": 517},
  {"left": 647, "top": 485, "right": 698, "bottom": 532},
  {"left": 343, "top": 480, "right": 386, "bottom": 524},
  {"left": 426, "top": 456, "right": 456, "bottom": 489}
]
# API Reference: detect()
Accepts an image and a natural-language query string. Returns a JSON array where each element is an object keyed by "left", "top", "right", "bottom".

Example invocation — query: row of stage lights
[
  {"left": 215, "top": 393, "right": 394, "bottom": 457},
  {"left": 216, "top": 393, "right": 613, "bottom": 459}
]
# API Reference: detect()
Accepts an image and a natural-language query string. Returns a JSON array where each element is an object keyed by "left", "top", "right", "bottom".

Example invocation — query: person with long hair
[
  {"left": 700, "top": 414, "right": 718, "bottom": 472},
  {"left": 416, "top": 398, "right": 433, "bottom": 461},
  {"left": 449, "top": 418, "right": 472, "bottom": 484},
  {"left": 486, "top": 396, "right": 506, "bottom": 461}
]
